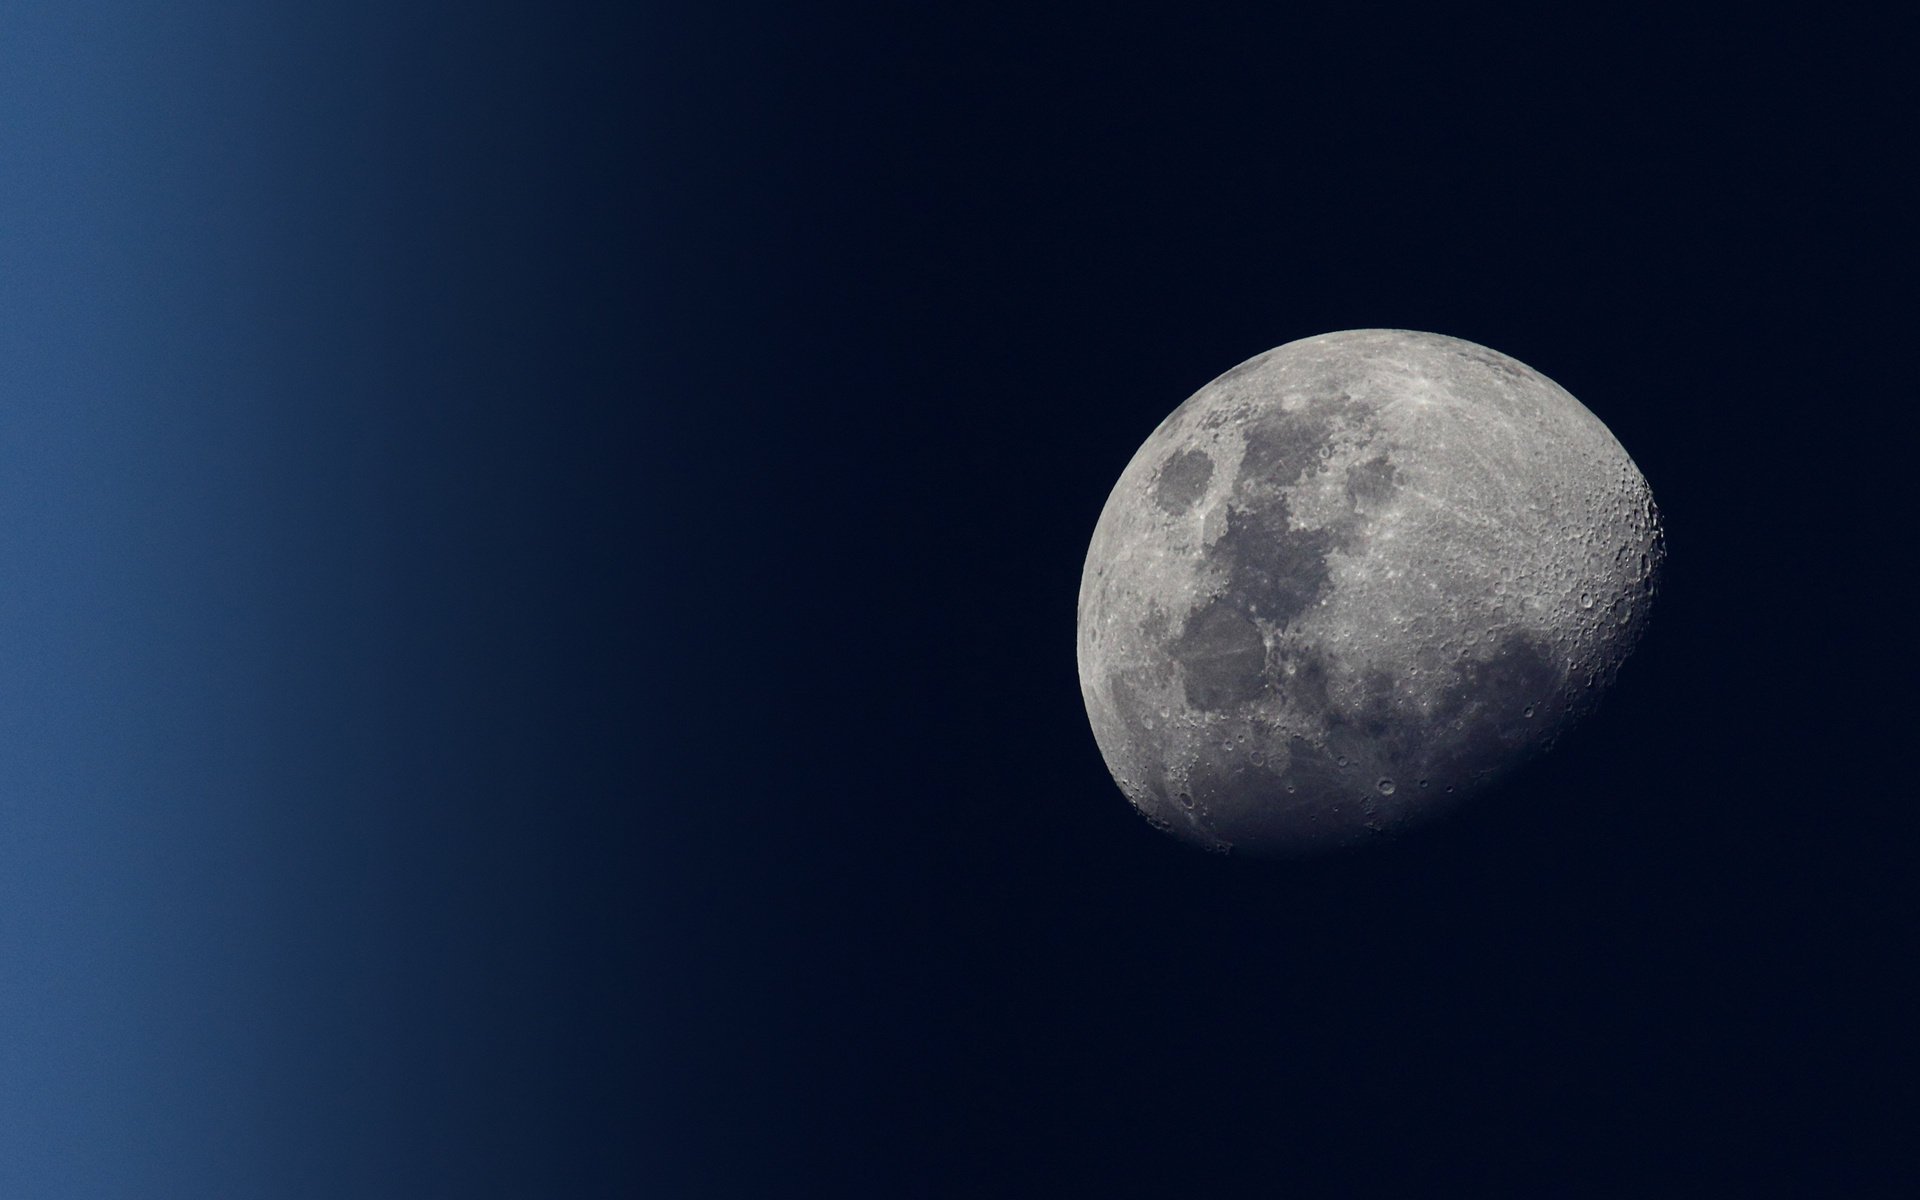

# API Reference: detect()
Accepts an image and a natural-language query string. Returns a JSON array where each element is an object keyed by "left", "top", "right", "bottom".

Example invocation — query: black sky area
[{"left": 1, "top": 3, "right": 1911, "bottom": 1196}]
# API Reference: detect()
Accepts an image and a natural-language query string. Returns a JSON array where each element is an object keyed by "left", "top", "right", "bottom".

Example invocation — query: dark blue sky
[{"left": 1, "top": 2, "right": 1908, "bottom": 1195}]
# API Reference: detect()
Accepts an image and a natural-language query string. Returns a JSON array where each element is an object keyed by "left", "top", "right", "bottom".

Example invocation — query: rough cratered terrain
[{"left": 1077, "top": 329, "right": 1664, "bottom": 857}]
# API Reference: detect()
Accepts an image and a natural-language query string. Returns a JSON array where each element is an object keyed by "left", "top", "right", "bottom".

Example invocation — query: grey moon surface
[{"left": 1076, "top": 329, "right": 1664, "bottom": 857}]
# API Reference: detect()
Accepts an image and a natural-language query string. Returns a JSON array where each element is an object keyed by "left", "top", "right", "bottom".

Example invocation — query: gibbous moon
[{"left": 1077, "top": 330, "right": 1663, "bottom": 857}]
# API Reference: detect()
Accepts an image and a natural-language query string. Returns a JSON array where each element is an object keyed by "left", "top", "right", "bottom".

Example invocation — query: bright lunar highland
[{"left": 1077, "top": 329, "right": 1663, "bottom": 856}]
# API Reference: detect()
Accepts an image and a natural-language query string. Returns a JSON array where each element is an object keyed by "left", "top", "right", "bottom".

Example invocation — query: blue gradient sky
[
  {"left": 5, "top": 5, "right": 302, "bottom": 1192},
  {"left": 1, "top": 4, "right": 681, "bottom": 1192}
]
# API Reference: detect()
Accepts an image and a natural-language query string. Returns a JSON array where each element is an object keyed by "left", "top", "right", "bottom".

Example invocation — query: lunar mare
[{"left": 1076, "top": 330, "right": 1663, "bottom": 856}]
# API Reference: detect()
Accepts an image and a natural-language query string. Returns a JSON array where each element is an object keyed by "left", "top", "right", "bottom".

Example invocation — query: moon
[{"left": 1076, "top": 329, "right": 1664, "bottom": 856}]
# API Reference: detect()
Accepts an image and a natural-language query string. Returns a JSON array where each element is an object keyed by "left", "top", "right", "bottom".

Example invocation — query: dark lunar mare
[
  {"left": 1160, "top": 630, "right": 1575, "bottom": 853},
  {"left": 1153, "top": 449, "right": 1213, "bottom": 514}
]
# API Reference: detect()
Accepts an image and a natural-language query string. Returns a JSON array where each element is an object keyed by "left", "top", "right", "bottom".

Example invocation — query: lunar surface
[{"left": 1077, "top": 329, "right": 1663, "bottom": 856}]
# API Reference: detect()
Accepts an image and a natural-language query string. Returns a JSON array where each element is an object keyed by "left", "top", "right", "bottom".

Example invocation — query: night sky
[{"left": 1, "top": 3, "right": 1909, "bottom": 1195}]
